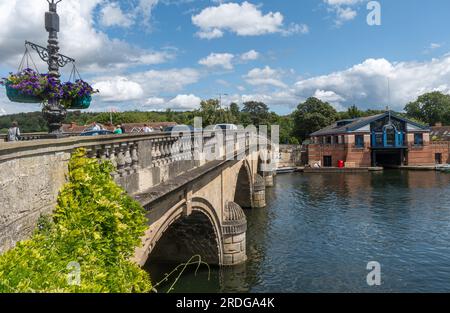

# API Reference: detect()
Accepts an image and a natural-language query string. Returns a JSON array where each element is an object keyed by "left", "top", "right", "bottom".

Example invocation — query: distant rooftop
[
  {"left": 310, "top": 111, "right": 429, "bottom": 137},
  {"left": 431, "top": 126, "right": 450, "bottom": 141},
  {"left": 62, "top": 122, "right": 177, "bottom": 134},
  {"left": 311, "top": 114, "right": 385, "bottom": 136}
]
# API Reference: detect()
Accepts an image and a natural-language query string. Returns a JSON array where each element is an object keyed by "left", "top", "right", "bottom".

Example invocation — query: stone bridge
[{"left": 0, "top": 129, "right": 278, "bottom": 266}]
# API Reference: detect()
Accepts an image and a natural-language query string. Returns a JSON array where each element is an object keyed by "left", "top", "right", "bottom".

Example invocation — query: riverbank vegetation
[
  {"left": 1, "top": 91, "right": 448, "bottom": 143},
  {"left": 0, "top": 149, "right": 151, "bottom": 292}
]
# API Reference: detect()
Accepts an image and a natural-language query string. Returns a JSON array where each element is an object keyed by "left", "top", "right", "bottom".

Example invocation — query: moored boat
[
  {"left": 276, "top": 167, "right": 297, "bottom": 174},
  {"left": 436, "top": 164, "right": 450, "bottom": 172}
]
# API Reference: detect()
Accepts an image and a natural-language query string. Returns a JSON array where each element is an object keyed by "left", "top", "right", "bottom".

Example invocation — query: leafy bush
[{"left": 0, "top": 148, "right": 151, "bottom": 293}]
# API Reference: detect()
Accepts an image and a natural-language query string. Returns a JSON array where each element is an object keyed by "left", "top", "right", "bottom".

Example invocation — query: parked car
[
  {"left": 213, "top": 124, "right": 238, "bottom": 131},
  {"left": 80, "top": 130, "right": 114, "bottom": 136},
  {"left": 163, "top": 125, "right": 197, "bottom": 133}
]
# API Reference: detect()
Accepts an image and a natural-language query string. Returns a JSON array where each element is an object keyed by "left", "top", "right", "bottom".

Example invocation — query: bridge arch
[
  {"left": 144, "top": 197, "right": 223, "bottom": 266},
  {"left": 234, "top": 159, "right": 254, "bottom": 209}
]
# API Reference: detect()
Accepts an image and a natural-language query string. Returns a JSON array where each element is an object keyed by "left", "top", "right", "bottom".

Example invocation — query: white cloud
[
  {"left": 131, "top": 68, "right": 201, "bottom": 93},
  {"left": 100, "top": 2, "right": 134, "bottom": 28},
  {"left": 145, "top": 97, "right": 165, "bottom": 106},
  {"left": 138, "top": 0, "right": 160, "bottom": 24},
  {"left": 192, "top": 1, "right": 308, "bottom": 39},
  {"left": 240, "top": 90, "right": 299, "bottom": 107},
  {"left": 197, "top": 28, "right": 224, "bottom": 39},
  {"left": 240, "top": 50, "right": 260, "bottom": 61},
  {"left": 0, "top": 0, "right": 171, "bottom": 74},
  {"left": 294, "top": 56, "right": 450, "bottom": 110},
  {"left": 74, "top": 67, "right": 200, "bottom": 109},
  {"left": 244, "top": 66, "right": 287, "bottom": 88},
  {"left": 168, "top": 94, "right": 201, "bottom": 110},
  {"left": 312, "top": 90, "right": 346, "bottom": 110},
  {"left": 323, "top": 0, "right": 365, "bottom": 26},
  {"left": 430, "top": 43, "right": 442, "bottom": 50},
  {"left": 281, "top": 23, "right": 309, "bottom": 36},
  {"left": 199, "top": 53, "right": 234, "bottom": 70},
  {"left": 93, "top": 77, "right": 144, "bottom": 102}
]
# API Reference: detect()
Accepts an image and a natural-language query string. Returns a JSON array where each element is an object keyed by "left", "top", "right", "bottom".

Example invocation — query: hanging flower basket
[
  {"left": 1, "top": 68, "right": 46, "bottom": 104},
  {"left": 62, "top": 79, "right": 98, "bottom": 110},
  {"left": 5, "top": 82, "right": 43, "bottom": 103},
  {"left": 68, "top": 95, "right": 92, "bottom": 109}
]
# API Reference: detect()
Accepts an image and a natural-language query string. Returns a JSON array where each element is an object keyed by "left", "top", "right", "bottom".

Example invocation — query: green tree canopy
[
  {"left": 229, "top": 102, "right": 240, "bottom": 118},
  {"left": 241, "top": 101, "right": 270, "bottom": 126},
  {"left": 195, "top": 99, "right": 236, "bottom": 126},
  {"left": 405, "top": 91, "right": 450, "bottom": 126},
  {"left": 292, "top": 97, "right": 338, "bottom": 142}
]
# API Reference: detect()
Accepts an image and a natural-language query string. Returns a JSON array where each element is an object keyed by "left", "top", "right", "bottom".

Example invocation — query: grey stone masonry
[
  {"left": 263, "top": 171, "right": 274, "bottom": 187},
  {"left": 222, "top": 201, "right": 247, "bottom": 266},
  {"left": 252, "top": 174, "right": 266, "bottom": 208}
]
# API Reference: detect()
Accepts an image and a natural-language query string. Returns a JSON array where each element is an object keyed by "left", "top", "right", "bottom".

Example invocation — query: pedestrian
[
  {"left": 7, "top": 122, "right": 21, "bottom": 142},
  {"left": 92, "top": 122, "right": 101, "bottom": 131},
  {"left": 121, "top": 124, "right": 126, "bottom": 134},
  {"left": 143, "top": 124, "right": 153, "bottom": 133},
  {"left": 114, "top": 125, "right": 123, "bottom": 135}
]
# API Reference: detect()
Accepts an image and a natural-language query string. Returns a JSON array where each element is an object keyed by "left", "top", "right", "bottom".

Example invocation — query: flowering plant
[
  {"left": 42, "top": 74, "right": 64, "bottom": 100},
  {"left": 0, "top": 68, "right": 47, "bottom": 100},
  {"left": 61, "top": 79, "right": 99, "bottom": 108},
  {"left": 1, "top": 68, "right": 97, "bottom": 108}
]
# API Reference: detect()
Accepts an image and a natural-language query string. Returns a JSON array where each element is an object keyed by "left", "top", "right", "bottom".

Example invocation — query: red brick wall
[
  {"left": 345, "top": 146, "right": 372, "bottom": 167},
  {"left": 307, "top": 143, "right": 370, "bottom": 167},
  {"left": 431, "top": 142, "right": 450, "bottom": 164},
  {"left": 308, "top": 137, "right": 449, "bottom": 168},
  {"left": 308, "top": 144, "right": 346, "bottom": 167},
  {"left": 407, "top": 142, "right": 449, "bottom": 165}
]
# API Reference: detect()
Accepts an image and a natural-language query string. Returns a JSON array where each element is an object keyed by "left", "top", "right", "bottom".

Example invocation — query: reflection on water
[{"left": 148, "top": 171, "right": 450, "bottom": 293}]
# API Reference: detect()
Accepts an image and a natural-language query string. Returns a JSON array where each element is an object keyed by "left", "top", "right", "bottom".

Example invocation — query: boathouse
[{"left": 307, "top": 111, "right": 450, "bottom": 167}]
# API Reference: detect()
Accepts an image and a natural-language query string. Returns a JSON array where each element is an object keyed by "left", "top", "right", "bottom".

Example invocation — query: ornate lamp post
[{"left": 26, "top": 0, "right": 75, "bottom": 136}]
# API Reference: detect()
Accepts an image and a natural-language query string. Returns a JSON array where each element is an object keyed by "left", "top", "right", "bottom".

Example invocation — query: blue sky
[{"left": 1, "top": 0, "right": 450, "bottom": 115}]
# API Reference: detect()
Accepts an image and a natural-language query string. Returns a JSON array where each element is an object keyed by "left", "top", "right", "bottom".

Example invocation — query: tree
[
  {"left": 405, "top": 91, "right": 450, "bottom": 125},
  {"left": 292, "top": 97, "right": 338, "bottom": 142},
  {"left": 229, "top": 102, "right": 240, "bottom": 115},
  {"left": 195, "top": 99, "right": 236, "bottom": 126},
  {"left": 242, "top": 101, "right": 270, "bottom": 126},
  {"left": 229, "top": 102, "right": 240, "bottom": 118},
  {"left": 347, "top": 105, "right": 364, "bottom": 119}
]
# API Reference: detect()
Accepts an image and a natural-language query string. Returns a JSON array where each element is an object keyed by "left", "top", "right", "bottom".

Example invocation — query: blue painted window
[
  {"left": 414, "top": 133, "right": 424, "bottom": 146},
  {"left": 355, "top": 135, "right": 364, "bottom": 148}
]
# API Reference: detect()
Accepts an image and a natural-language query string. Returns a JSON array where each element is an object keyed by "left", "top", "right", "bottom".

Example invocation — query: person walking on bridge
[
  {"left": 113, "top": 125, "right": 123, "bottom": 135},
  {"left": 7, "top": 122, "right": 20, "bottom": 142}
]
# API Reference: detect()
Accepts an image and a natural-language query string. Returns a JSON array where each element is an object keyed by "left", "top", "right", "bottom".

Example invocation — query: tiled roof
[
  {"left": 431, "top": 126, "right": 450, "bottom": 141},
  {"left": 310, "top": 114, "right": 384, "bottom": 136},
  {"left": 62, "top": 122, "right": 178, "bottom": 133},
  {"left": 310, "top": 111, "right": 429, "bottom": 137},
  {"left": 121, "top": 122, "right": 177, "bottom": 133}
]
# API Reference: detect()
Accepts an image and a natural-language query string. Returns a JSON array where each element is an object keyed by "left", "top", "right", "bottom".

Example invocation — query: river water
[{"left": 149, "top": 170, "right": 450, "bottom": 293}]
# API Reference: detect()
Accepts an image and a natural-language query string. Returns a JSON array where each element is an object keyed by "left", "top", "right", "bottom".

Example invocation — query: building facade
[{"left": 307, "top": 111, "right": 450, "bottom": 167}]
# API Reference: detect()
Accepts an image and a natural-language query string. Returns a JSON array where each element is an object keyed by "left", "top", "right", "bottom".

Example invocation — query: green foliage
[
  {"left": 195, "top": 99, "right": 237, "bottom": 126},
  {"left": 242, "top": 101, "right": 270, "bottom": 126},
  {"left": 404, "top": 91, "right": 450, "bottom": 126},
  {"left": 292, "top": 97, "right": 338, "bottom": 142},
  {"left": 0, "top": 149, "right": 151, "bottom": 293}
]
